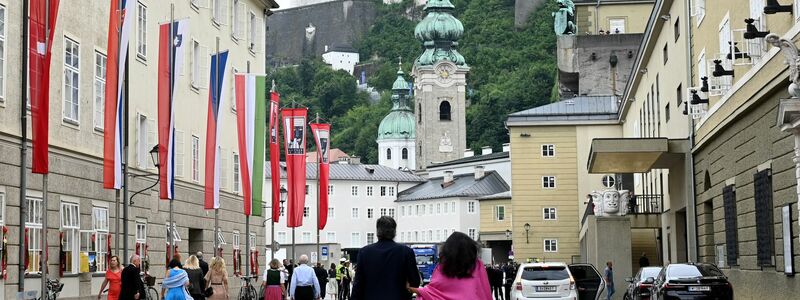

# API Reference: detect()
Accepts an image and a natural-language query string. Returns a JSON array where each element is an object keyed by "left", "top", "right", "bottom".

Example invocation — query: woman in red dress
[{"left": 98, "top": 256, "right": 123, "bottom": 300}]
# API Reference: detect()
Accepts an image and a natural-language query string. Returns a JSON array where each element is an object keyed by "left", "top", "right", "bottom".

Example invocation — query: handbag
[{"left": 203, "top": 272, "right": 215, "bottom": 297}]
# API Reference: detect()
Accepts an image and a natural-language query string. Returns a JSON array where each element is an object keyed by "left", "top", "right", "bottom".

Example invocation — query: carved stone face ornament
[
  {"left": 590, "top": 189, "right": 630, "bottom": 217},
  {"left": 603, "top": 191, "right": 620, "bottom": 213}
]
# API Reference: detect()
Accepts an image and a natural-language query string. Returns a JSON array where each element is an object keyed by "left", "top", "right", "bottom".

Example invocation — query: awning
[{"left": 588, "top": 138, "right": 689, "bottom": 173}]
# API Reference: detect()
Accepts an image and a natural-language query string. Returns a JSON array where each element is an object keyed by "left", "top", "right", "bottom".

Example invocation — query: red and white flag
[
  {"left": 310, "top": 123, "right": 331, "bottom": 230},
  {"left": 268, "top": 90, "right": 281, "bottom": 222},
  {"left": 157, "top": 19, "right": 189, "bottom": 199},
  {"left": 29, "top": 0, "right": 60, "bottom": 174},
  {"left": 204, "top": 51, "right": 230, "bottom": 209},
  {"left": 103, "top": 0, "right": 133, "bottom": 189},
  {"left": 282, "top": 108, "right": 308, "bottom": 228}
]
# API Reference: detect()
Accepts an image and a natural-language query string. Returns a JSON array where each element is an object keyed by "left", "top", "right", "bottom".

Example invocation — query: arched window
[
  {"left": 439, "top": 101, "right": 451, "bottom": 121},
  {"left": 402, "top": 148, "right": 408, "bottom": 159},
  {"left": 386, "top": 148, "right": 392, "bottom": 160}
]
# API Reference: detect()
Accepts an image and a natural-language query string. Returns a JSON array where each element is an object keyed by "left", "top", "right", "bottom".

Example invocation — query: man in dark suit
[
  {"left": 120, "top": 255, "right": 146, "bottom": 300},
  {"left": 197, "top": 251, "right": 209, "bottom": 277},
  {"left": 351, "top": 216, "right": 420, "bottom": 300},
  {"left": 314, "top": 262, "right": 329, "bottom": 299}
]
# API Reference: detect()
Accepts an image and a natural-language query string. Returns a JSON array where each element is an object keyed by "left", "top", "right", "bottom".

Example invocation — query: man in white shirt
[{"left": 290, "top": 255, "right": 321, "bottom": 300}]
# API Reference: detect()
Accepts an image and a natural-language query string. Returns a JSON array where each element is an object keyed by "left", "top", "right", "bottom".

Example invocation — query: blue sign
[{"left": 321, "top": 246, "right": 329, "bottom": 256}]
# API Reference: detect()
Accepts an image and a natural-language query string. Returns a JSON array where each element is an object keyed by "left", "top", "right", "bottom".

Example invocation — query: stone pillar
[
  {"left": 587, "top": 216, "right": 631, "bottom": 300},
  {"left": 777, "top": 98, "right": 800, "bottom": 235}
]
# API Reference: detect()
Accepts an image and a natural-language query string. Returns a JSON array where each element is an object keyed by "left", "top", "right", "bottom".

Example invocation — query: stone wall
[
  {"left": 693, "top": 90, "right": 800, "bottom": 299},
  {"left": 557, "top": 34, "right": 641, "bottom": 98}
]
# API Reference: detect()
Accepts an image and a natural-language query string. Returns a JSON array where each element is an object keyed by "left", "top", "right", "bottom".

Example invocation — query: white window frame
[
  {"left": 351, "top": 207, "right": 359, "bottom": 219},
  {"left": 328, "top": 185, "right": 334, "bottom": 195},
  {"left": 212, "top": 0, "right": 229, "bottom": 25},
  {"left": 351, "top": 185, "right": 359, "bottom": 196},
  {"left": 175, "top": 130, "right": 185, "bottom": 177},
  {"left": 93, "top": 206, "right": 110, "bottom": 272},
  {"left": 191, "top": 135, "right": 200, "bottom": 182},
  {"left": 468, "top": 228, "right": 477, "bottom": 240},
  {"left": 388, "top": 208, "right": 395, "bottom": 218},
  {"left": 191, "top": 39, "right": 209, "bottom": 89},
  {"left": 544, "top": 239, "right": 558, "bottom": 252},
  {"left": 63, "top": 36, "right": 80, "bottom": 124},
  {"left": 541, "top": 144, "right": 555, "bottom": 157},
  {"left": 367, "top": 207, "right": 374, "bottom": 219},
  {"left": 351, "top": 232, "right": 361, "bottom": 247},
  {"left": 232, "top": 0, "right": 246, "bottom": 40},
  {"left": 542, "top": 176, "right": 557, "bottom": 189},
  {"left": 0, "top": 4, "right": 6, "bottom": 103},
  {"left": 388, "top": 186, "right": 395, "bottom": 196},
  {"left": 380, "top": 208, "right": 387, "bottom": 217},
  {"left": 326, "top": 232, "right": 336, "bottom": 243},
  {"left": 327, "top": 207, "right": 334, "bottom": 218},
  {"left": 304, "top": 207, "right": 310, "bottom": 218},
  {"left": 694, "top": 0, "right": 706, "bottom": 26},
  {"left": 366, "top": 232, "right": 375, "bottom": 244},
  {"left": 232, "top": 231, "right": 240, "bottom": 250},
  {"left": 436, "top": 203, "right": 441, "bottom": 214},
  {"left": 495, "top": 205, "right": 505, "bottom": 221},
  {"left": 233, "top": 152, "right": 240, "bottom": 194},
  {"left": 135, "top": 220, "right": 147, "bottom": 243},
  {"left": 380, "top": 186, "right": 387, "bottom": 196},
  {"left": 544, "top": 207, "right": 557, "bottom": 220},
  {"left": 60, "top": 202, "right": 80, "bottom": 274},
  {"left": 249, "top": 233, "right": 256, "bottom": 250},
  {"left": 401, "top": 206, "right": 406, "bottom": 217},
  {"left": 136, "top": 1, "right": 147, "bottom": 59},
  {"left": 247, "top": 10, "right": 262, "bottom": 53},
  {"left": 301, "top": 232, "right": 312, "bottom": 243},
  {"left": 468, "top": 201, "right": 476, "bottom": 214},
  {"left": 276, "top": 232, "right": 287, "bottom": 244},
  {"left": 26, "top": 196, "right": 43, "bottom": 273},
  {"left": 93, "top": 51, "right": 107, "bottom": 131},
  {"left": 366, "top": 186, "right": 373, "bottom": 196},
  {"left": 0, "top": 191, "right": 5, "bottom": 226}
]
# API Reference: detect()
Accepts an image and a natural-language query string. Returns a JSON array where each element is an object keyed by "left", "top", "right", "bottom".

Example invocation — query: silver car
[{"left": 511, "top": 262, "right": 606, "bottom": 300}]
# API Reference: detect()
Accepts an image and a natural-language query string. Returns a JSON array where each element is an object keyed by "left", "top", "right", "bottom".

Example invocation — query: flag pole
[
  {"left": 122, "top": 0, "right": 131, "bottom": 265},
  {"left": 40, "top": 0, "right": 50, "bottom": 296},
  {"left": 213, "top": 36, "right": 220, "bottom": 259},
  {"left": 18, "top": 0, "right": 29, "bottom": 293},
  {"left": 270, "top": 80, "right": 276, "bottom": 263},
  {"left": 315, "top": 113, "right": 320, "bottom": 264},
  {"left": 245, "top": 61, "right": 251, "bottom": 279},
  {"left": 167, "top": 3, "right": 175, "bottom": 262}
]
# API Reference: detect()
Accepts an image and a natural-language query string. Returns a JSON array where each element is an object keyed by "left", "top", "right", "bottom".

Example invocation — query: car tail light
[
  {"left": 516, "top": 282, "right": 522, "bottom": 291},
  {"left": 638, "top": 283, "right": 651, "bottom": 289}
]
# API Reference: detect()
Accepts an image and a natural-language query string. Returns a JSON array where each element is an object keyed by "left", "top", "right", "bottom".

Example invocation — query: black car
[
  {"left": 650, "top": 263, "right": 733, "bottom": 300},
  {"left": 623, "top": 266, "right": 662, "bottom": 300}
]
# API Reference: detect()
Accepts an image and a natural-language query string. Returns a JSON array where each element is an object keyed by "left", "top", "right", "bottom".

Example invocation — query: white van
[{"left": 511, "top": 262, "right": 606, "bottom": 300}]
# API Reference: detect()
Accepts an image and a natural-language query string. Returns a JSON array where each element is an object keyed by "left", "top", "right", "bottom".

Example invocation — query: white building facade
[{"left": 321, "top": 47, "right": 360, "bottom": 75}]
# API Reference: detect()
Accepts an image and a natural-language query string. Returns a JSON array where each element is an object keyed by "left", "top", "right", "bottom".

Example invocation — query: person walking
[
  {"left": 491, "top": 266, "right": 503, "bottom": 300},
  {"left": 197, "top": 252, "right": 210, "bottom": 277},
  {"left": 162, "top": 257, "right": 193, "bottom": 300},
  {"left": 407, "top": 232, "right": 492, "bottom": 300},
  {"left": 261, "top": 259, "right": 287, "bottom": 300},
  {"left": 205, "top": 257, "right": 230, "bottom": 300},
  {"left": 638, "top": 253, "right": 650, "bottom": 269},
  {"left": 502, "top": 263, "right": 515, "bottom": 300},
  {"left": 604, "top": 261, "right": 614, "bottom": 300},
  {"left": 338, "top": 262, "right": 352, "bottom": 300},
  {"left": 120, "top": 255, "right": 146, "bottom": 300},
  {"left": 350, "top": 216, "right": 420, "bottom": 300},
  {"left": 98, "top": 256, "right": 122, "bottom": 300},
  {"left": 284, "top": 259, "right": 296, "bottom": 288},
  {"left": 326, "top": 263, "right": 338, "bottom": 300},
  {"left": 288, "top": 255, "right": 321, "bottom": 300},
  {"left": 314, "top": 263, "right": 329, "bottom": 299},
  {"left": 185, "top": 255, "right": 206, "bottom": 300}
]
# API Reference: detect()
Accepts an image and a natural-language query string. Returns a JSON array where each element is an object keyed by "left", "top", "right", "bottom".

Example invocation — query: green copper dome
[
  {"left": 413, "top": 0, "right": 467, "bottom": 67},
  {"left": 378, "top": 69, "right": 415, "bottom": 141},
  {"left": 414, "top": 12, "right": 464, "bottom": 42}
]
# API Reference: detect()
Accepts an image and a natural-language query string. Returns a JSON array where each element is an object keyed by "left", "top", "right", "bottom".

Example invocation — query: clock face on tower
[{"left": 435, "top": 62, "right": 456, "bottom": 86}]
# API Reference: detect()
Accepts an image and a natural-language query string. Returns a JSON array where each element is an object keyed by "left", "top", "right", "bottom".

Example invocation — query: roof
[
  {"left": 506, "top": 96, "right": 619, "bottom": 125},
  {"left": 397, "top": 171, "right": 509, "bottom": 201},
  {"left": 266, "top": 162, "right": 425, "bottom": 182},
  {"left": 306, "top": 148, "right": 350, "bottom": 163},
  {"left": 427, "top": 151, "right": 509, "bottom": 168},
  {"left": 574, "top": 0, "right": 654, "bottom": 4},
  {"left": 477, "top": 191, "right": 511, "bottom": 200}
]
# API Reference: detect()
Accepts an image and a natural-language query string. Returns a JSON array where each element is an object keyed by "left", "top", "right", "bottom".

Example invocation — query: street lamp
[
  {"left": 130, "top": 145, "right": 161, "bottom": 206},
  {"left": 268, "top": 187, "right": 288, "bottom": 261},
  {"left": 523, "top": 223, "right": 531, "bottom": 244},
  {"left": 505, "top": 229, "right": 512, "bottom": 239}
]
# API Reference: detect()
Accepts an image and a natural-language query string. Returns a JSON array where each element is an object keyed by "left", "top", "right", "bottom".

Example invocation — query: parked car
[
  {"left": 650, "top": 263, "right": 733, "bottom": 300},
  {"left": 623, "top": 266, "right": 662, "bottom": 300},
  {"left": 510, "top": 262, "right": 605, "bottom": 300}
]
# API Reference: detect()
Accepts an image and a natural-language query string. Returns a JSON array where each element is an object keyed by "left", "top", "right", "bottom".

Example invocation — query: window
[
  {"left": 233, "top": 152, "right": 240, "bottom": 193},
  {"left": 93, "top": 207, "right": 110, "bottom": 272},
  {"left": 450, "top": 202, "right": 456, "bottom": 213},
  {"left": 443, "top": 202, "right": 448, "bottom": 214},
  {"left": 663, "top": 43, "right": 668, "bottom": 64},
  {"left": 276, "top": 232, "right": 287, "bottom": 244},
  {"left": 401, "top": 206, "right": 406, "bottom": 217},
  {"left": 468, "top": 201, "right": 476, "bottom": 213},
  {"left": 676, "top": 83, "right": 683, "bottom": 107},
  {"left": 328, "top": 207, "right": 334, "bottom": 218},
  {"left": 351, "top": 208, "right": 359, "bottom": 219},
  {"left": 665, "top": 103, "right": 670, "bottom": 122},
  {"left": 697, "top": 49, "right": 707, "bottom": 86},
  {"left": 351, "top": 232, "right": 361, "bottom": 247},
  {"left": 386, "top": 148, "right": 392, "bottom": 160},
  {"left": 468, "top": 228, "right": 477, "bottom": 240},
  {"left": 191, "top": 0, "right": 209, "bottom": 8},
  {"left": 212, "top": 0, "right": 228, "bottom": 25},
  {"left": 304, "top": 207, "right": 310, "bottom": 218},
  {"left": 0, "top": 4, "right": 5, "bottom": 102},
  {"left": 495, "top": 205, "right": 505, "bottom": 221},
  {"left": 380, "top": 186, "right": 387, "bottom": 196},
  {"left": 609, "top": 18, "right": 625, "bottom": 33},
  {"left": 366, "top": 186, "right": 373, "bottom": 196},
  {"left": 136, "top": 2, "right": 147, "bottom": 59},
  {"left": 232, "top": 231, "right": 240, "bottom": 249},
  {"left": 60, "top": 202, "right": 80, "bottom": 274},
  {"left": 673, "top": 17, "right": 680, "bottom": 42},
  {"left": 136, "top": 113, "right": 156, "bottom": 168},
  {"left": 402, "top": 148, "right": 408, "bottom": 159},
  {"left": 302, "top": 232, "right": 312, "bottom": 243},
  {"left": 541, "top": 144, "right": 555, "bottom": 157},
  {"left": 93, "top": 52, "right": 107, "bottom": 131},
  {"left": 191, "top": 39, "right": 209, "bottom": 88},
  {"left": 428, "top": 230, "right": 433, "bottom": 242},
  {"left": 351, "top": 185, "right": 359, "bottom": 196},
  {"left": 135, "top": 221, "right": 147, "bottom": 252},
  {"left": 694, "top": 0, "right": 706, "bottom": 25},
  {"left": 26, "top": 197, "right": 42, "bottom": 273},
  {"left": 175, "top": 130, "right": 185, "bottom": 177},
  {"left": 326, "top": 232, "right": 336, "bottom": 243},
  {"left": 544, "top": 207, "right": 557, "bottom": 220},
  {"left": 248, "top": 233, "right": 256, "bottom": 250},
  {"left": 542, "top": 176, "right": 556, "bottom": 189},
  {"left": 232, "top": 0, "right": 246, "bottom": 39},
  {"left": 428, "top": 204, "right": 433, "bottom": 215},
  {"left": 305, "top": 185, "right": 310, "bottom": 195},
  {"left": 388, "top": 208, "right": 395, "bottom": 218},
  {"left": 415, "top": 205, "right": 422, "bottom": 216},
  {"left": 439, "top": 101, "right": 451, "bottom": 120},
  {"left": 754, "top": 169, "right": 774, "bottom": 266},
  {"left": 388, "top": 186, "right": 395, "bottom": 196},
  {"left": 327, "top": 185, "right": 334, "bottom": 195},
  {"left": 400, "top": 232, "right": 406, "bottom": 242},
  {"left": 366, "top": 232, "right": 375, "bottom": 244},
  {"left": 248, "top": 11, "right": 262, "bottom": 52},
  {"left": 165, "top": 223, "right": 181, "bottom": 242},
  {"left": 544, "top": 239, "right": 558, "bottom": 252},
  {"left": 191, "top": 135, "right": 200, "bottom": 182},
  {"left": 722, "top": 185, "right": 739, "bottom": 266},
  {"left": 380, "top": 208, "right": 387, "bottom": 216},
  {"left": 436, "top": 203, "right": 442, "bottom": 214},
  {"left": 367, "top": 208, "right": 374, "bottom": 219},
  {"left": 63, "top": 37, "right": 80, "bottom": 123}
]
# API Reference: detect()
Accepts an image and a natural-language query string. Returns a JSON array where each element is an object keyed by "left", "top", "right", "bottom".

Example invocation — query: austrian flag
[{"left": 235, "top": 74, "right": 267, "bottom": 216}]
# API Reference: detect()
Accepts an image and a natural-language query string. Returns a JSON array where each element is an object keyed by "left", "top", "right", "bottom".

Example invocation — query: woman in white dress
[{"left": 326, "top": 263, "right": 338, "bottom": 299}]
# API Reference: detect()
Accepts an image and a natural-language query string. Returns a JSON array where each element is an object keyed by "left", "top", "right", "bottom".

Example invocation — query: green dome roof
[
  {"left": 414, "top": 12, "right": 464, "bottom": 42},
  {"left": 413, "top": 0, "right": 467, "bottom": 67},
  {"left": 378, "top": 69, "right": 415, "bottom": 141}
]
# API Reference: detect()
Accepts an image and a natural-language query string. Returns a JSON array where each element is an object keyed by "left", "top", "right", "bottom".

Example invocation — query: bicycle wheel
[
  {"left": 146, "top": 287, "right": 159, "bottom": 300},
  {"left": 239, "top": 287, "right": 247, "bottom": 300},
  {"left": 247, "top": 286, "right": 257, "bottom": 300}
]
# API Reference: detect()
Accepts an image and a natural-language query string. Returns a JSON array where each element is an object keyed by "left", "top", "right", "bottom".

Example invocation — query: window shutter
[
  {"left": 754, "top": 169, "right": 774, "bottom": 266},
  {"left": 252, "top": 16, "right": 263, "bottom": 53},
  {"left": 722, "top": 185, "right": 738, "bottom": 266},
  {"left": 175, "top": 130, "right": 185, "bottom": 177}
]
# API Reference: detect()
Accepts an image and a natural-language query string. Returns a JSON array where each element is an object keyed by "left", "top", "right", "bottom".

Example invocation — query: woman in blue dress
[{"left": 162, "top": 257, "right": 193, "bottom": 300}]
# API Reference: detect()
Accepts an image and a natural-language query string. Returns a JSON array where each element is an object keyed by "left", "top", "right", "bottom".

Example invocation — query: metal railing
[{"left": 581, "top": 194, "right": 664, "bottom": 226}]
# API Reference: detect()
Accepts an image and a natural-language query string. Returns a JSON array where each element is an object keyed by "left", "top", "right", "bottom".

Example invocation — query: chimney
[
  {"left": 481, "top": 146, "right": 493, "bottom": 155},
  {"left": 502, "top": 143, "right": 510, "bottom": 152},
  {"left": 464, "top": 149, "right": 474, "bottom": 158},
  {"left": 350, "top": 156, "right": 361, "bottom": 165},
  {"left": 474, "top": 166, "right": 486, "bottom": 180},
  {"left": 444, "top": 171, "right": 454, "bottom": 183},
  {"left": 338, "top": 156, "right": 350, "bottom": 164}
]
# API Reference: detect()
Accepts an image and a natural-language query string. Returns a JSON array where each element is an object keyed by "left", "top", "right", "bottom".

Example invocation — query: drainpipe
[
  {"left": 595, "top": 0, "right": 601, "bottom": 33},
  {"left": 684, "top": 0, "right": 699, "bottom": 263}
]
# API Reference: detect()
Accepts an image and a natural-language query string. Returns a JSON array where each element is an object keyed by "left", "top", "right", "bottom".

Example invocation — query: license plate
[
  {"left": 689, "top": 286, "right": 711, "bottom": 291},
  {"left": 535, "top": 286, "right": 557, "bottom": 292}
]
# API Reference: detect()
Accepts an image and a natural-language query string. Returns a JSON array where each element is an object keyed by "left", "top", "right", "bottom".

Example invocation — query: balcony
[{"left": 582, "top": 194, "right": 663, "bottom": 226}]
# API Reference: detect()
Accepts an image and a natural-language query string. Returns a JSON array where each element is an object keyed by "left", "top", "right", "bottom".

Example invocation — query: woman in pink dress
[
  {"left": 408, "top": 232, "right": 492, "bottom": 300},
  {"left": 98, "top": 256, "right": 122, "bottom": 300}
]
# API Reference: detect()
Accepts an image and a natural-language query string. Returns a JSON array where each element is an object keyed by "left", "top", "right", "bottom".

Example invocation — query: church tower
[
  {"left": 377, "top": 67, "right": 416, "bottom": 170},
  {"left": 412, "top": 0, "right": 469, "bottom": 170}
]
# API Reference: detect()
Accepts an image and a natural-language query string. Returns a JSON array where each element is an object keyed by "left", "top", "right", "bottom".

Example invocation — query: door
[{"left": 568, "top": 264, "right": 606, "bottom": 300}]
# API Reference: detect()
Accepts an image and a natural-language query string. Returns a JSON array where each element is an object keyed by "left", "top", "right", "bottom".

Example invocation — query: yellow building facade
[{"left": 575, "top": 0, "right": 655, "bottom": 34}]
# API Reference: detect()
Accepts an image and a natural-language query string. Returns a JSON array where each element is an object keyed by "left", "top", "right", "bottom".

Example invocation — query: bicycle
[
  {"left": 238, "top": 275, "right": 258, "bottom": 300},
  {"left": 39, "top": 278, "right": 64, "bottom": 300},
  {"left": 142, "top": 274, "right": 159, "bottom": 300}
]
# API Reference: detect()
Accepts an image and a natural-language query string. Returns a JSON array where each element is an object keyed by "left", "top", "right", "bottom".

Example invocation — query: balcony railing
[{"left": 581, "top": 194, "right": 663, "bottom": 226}]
